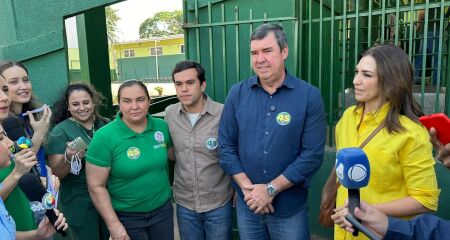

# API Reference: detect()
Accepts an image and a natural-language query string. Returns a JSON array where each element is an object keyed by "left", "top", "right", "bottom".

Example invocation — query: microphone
[
  {"left": 345, "top": 215, "right": 380, "bottom": 240},
  {"left": 18, "top": 173, "right": 67, "bottom": 237},
  {"left": 2, "top": 116, "right": 40, "bottom": 176},
  {"left": 2, "top": 116, "right": 26, "bottom": 141},
  {"left": 335, "top": 147, "right": 370, "bottom": 237}
]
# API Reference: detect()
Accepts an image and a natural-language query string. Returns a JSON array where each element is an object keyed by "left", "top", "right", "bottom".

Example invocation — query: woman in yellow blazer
[{"left": 331, "top": 44, "right": 440, "bottom": 240}]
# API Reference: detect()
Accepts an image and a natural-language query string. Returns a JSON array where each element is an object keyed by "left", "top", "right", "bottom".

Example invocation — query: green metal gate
[
  {"left": 184, "top": 1, "right": 450, "bottom": 239},
  {"left": 184, "top": 0, "right": 450, "bottom": 136},
  {"left": 184, "top": 0, "right": 299, "bottom": 102}
]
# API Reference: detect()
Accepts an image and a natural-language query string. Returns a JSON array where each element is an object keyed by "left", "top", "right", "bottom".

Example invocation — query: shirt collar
[
  {"left": 355, "top": 102, "right": 391, "bottom": 125},
  {"left": 250, "top": 69, "right": 295, "bottom": 90},
  {"left": 177, "top": 94, "right": 219, "bottom": 116},
  {"left": 115, "top": 112, "right": 155, "bottom": 138}
]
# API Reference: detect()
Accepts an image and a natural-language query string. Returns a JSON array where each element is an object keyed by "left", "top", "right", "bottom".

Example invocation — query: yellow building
[
  {"left": 67, "top": 34, "right": 185, "bottom": 84},
  {"left": 110, "top": 34, "right": 185, "bottom": 70},
  {"left": 67, "top": 34, "right": 185, "bottom": 70}
]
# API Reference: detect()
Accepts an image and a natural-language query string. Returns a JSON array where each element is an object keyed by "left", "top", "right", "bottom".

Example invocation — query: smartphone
[
  {"left": 67, "top": 137, "right": 87, "bottom": 151},
  {"left": 419, "top": 113, "right": 450, "bottom": 145},
  {"left": 21, "top": 106, "right": 45, "bottom": 117}
]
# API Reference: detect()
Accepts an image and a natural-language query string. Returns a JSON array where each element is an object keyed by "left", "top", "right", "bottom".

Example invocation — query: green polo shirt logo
[
  {"left": 154, "top": 131, "right": 165, "bottom": 143},
  {"left": 153, "top": 131, "right": 167, "bottom": 149},
  {"left": 276, "top": 112, "right": 291, "bottom": 125},
  {"left": 127, "top": 147, "right": 141, "bottom": 160}
]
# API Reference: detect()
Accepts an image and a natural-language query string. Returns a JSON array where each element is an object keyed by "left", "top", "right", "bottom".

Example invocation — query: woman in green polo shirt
[
  {"left": 47, "top": 83, "right": 110, "bottom": 239},
  {"left": 86, "top": 80, "right": 173, "bottom": 240}
]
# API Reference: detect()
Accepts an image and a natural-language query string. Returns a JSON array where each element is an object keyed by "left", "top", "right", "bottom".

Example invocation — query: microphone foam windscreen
[
  {"left": 18, "top": 173, "right": 47, "bottom": 202},
  {"left": 335, "top": 147, "right": 370, "bottom": 189},
  {"left": 2, "top": 116, "right": 26, "bottom": 141}
]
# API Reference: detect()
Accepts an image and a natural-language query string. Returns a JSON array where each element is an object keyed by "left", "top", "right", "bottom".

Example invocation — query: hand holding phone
[
  {"left": 67, "top": 137, "right": 87, "bottom": 152},
  {"left": 419, "top": 113, "right": 450, "bottom": 145}
]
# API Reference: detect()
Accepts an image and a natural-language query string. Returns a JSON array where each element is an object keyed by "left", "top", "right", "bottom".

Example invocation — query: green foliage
[
  {"left": 106, "top": 6, "right": 120, "bottom": 44},
  {"left": 139, "top": 10, "right": 183, "bottom": 38}
]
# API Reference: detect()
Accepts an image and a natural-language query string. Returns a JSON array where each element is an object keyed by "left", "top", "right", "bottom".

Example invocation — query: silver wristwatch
[{"left": 266, "top": 182, "right": 277, "bottom": 197}]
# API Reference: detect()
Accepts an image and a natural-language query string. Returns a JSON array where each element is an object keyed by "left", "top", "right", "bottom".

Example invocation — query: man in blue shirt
[
  {"left": 335, "top": 127, "right": 450, "bottom": 239},
  {"left": 218, "top": 23, "right": 326, "bottom": 240}
]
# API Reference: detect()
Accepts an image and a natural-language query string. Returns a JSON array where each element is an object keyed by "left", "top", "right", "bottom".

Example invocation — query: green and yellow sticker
[
  {"left": 127, "top": 147, "right": 141, "bottom": 160},
  {"left": 276, "top": 112, "right": 291, "bottom": 126}
]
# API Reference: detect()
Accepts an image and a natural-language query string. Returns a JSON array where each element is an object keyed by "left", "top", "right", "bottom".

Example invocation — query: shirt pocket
[{"left": 197, "top": 132, "right": 219, "bottom": 160}]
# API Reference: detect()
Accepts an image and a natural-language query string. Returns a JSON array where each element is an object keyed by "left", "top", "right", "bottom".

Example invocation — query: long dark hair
[
  {"left": 0, "top": 61, "right": 40, "bottom": 113},
  {"left": 357, "top": 44, "right": 423, "bottom": 134},
  {"left": 52, "top": 82, "right": 107, "bottom": 125}
]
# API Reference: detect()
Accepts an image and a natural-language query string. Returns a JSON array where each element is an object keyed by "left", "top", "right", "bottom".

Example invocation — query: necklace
[{"left": 70, "top": 117, "right": 95, "bottom": 141}]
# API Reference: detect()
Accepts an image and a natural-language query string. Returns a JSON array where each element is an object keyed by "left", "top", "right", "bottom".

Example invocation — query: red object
[{"left": 419, "top": 113, "right": 450, "bottom": 145}]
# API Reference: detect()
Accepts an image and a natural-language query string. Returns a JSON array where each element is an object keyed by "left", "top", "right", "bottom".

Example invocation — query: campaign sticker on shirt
[
  {"left": 127, "top": 147, "right": 141, "bottom": 160},
  {"left": 154, "top": 131, "right": 165, "bottom": 143},
  {"left": 276, "top": 112, "right": 291, "bottom": 126},
  {"left": 206, "top": 137, "right": 218, "bottom": 150}
]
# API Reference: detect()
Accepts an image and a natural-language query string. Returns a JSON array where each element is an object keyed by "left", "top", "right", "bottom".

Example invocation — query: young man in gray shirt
[{"left": 165, "top": 60, "right": 234, "bottom": 240}]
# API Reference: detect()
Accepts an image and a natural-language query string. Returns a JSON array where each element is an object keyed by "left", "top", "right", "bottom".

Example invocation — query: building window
[
  {"left": 150, "top": 47, "right": 163, "bottom": 56},
  {"left": 124, "top": 49, "right": 135, "bottom": 58},
  {"left": 180, "top": 44, "right": 185, "bottom": 53}
]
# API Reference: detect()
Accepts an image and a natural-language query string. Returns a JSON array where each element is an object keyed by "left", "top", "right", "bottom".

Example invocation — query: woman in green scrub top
[
  {"left": 86, "top": 80, "right": 173, "bottom": 240},
  {"left": 47, "top": 83, "right": 110, "bottom": 240}
]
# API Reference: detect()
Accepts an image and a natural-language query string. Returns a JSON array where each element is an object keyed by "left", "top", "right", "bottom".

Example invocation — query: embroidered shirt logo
[
  {"left": 206, "top": 137, "right": 218, "bottom": 150},
  {"left": 153, "top": 131, "right": 167, "bottom": 149},
  {"left": 154, "top": 131, "right": 165, "bottom": 143},
  {"left": 276, "top": 112, "right": 291, "bottom": 125},
  {"left": 127, "top": 147, "right": 141, "bottom": 160}
]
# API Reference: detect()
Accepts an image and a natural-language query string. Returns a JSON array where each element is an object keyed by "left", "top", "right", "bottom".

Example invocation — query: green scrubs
[
  {"left": 86, "top": 113, "right": 172, "bottom": 212},
  {"left": 47, "top": 117, "right": 110, "bottom": 240}
]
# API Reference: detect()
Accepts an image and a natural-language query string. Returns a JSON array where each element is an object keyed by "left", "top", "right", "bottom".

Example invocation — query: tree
[
  {"left": 139, "top": 10, "right": 183, "bottom": 38},
  {"left": 106, "top": 6, "right": 120, "bottom": 44}
]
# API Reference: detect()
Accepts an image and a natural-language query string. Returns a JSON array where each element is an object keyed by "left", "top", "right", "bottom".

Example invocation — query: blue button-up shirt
[
  {"left": 385, "top": 214, "right": 450, "bottom": 239},
  {"left": 219, "top": 71, "right": 326, "bottom": 217},
  {"left": 0, "top": 186, "right": 15, "bottom": 240}
]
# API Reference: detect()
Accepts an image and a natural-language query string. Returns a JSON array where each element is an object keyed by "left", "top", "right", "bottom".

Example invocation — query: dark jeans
[
  {"left": 176, "top": 201, "right": 232, "bottom": 240},
  {"left": 116, "top": 200, "right": 174, "bottom": 240},
  {"left": 236, "top": 196, "right": 309, "bottom": 240}
]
